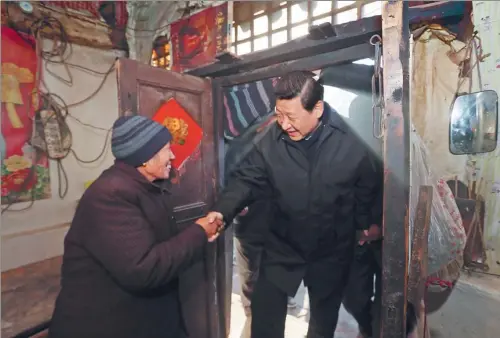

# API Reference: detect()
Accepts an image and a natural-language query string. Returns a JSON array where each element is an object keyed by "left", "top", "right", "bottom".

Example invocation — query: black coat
[
  {"left": 49, "top": 161, "right": 208, "bottom": 338},
  {"left": 215, "top": 104, "right": 382, "bottom": 295},
  {"left": 225, "top": 113, "right": 276, "bottom": 244}
]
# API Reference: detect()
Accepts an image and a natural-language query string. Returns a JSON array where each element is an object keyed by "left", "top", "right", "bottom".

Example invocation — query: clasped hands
[{"left": 195, "top": 211, "right": 224, "bottom": 242}]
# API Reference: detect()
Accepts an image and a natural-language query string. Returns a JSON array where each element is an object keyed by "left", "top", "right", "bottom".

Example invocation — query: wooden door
[{"left": 116, "top": 58, "right": 222, "bottom": 338}]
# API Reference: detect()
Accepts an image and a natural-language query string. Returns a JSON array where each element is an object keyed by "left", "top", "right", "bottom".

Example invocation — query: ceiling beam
[
  {"left": 186, "top": 0, "right": 466, "bottom": 78},
  {"left": 187, "top": 15, "right": 382, "bottom": 78},
  {"left": 219, "top": 43, "right": 374, "bottom": 87}
]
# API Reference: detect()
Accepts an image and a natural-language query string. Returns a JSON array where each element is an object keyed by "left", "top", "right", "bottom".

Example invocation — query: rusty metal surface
[{"left": 380, "top": 1, "right": 411, "bottom": 337}]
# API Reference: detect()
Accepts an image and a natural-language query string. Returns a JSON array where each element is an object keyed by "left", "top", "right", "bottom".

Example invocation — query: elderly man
[
  {"left": 208, "top": 71, "right": 380, "bottom": 338},
  {"left": 49, "top": 115, "right": 221, "bottom": 338}
]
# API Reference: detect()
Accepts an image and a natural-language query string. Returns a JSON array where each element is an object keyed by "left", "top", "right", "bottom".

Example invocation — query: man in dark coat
[
  {"left": 226, "top": 114, "right": 296, "bottom": 338},
  {"left": 225, "top": 114, "right": 274, "bottom": 338},
  {"left": 340, "top": 93, "right": 384, "bottom": 338},
  {"left": 343, "top": 198, "right": 383, "bottom": 338},
  {"left": 341, "top": 94, "right": 418, "bottom": 338},
  {"left": 49, "top": 115, "right": 221, "bottom": 338},
  {"left": 207, "top": 71, "right": 380, "bottom": 338}
]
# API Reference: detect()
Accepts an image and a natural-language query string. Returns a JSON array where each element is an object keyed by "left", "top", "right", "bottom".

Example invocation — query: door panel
[{"left": 116, "top": 58, "right": 221, "bottom": 338}]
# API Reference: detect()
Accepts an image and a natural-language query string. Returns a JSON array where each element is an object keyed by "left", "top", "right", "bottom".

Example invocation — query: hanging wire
[{"left": 2, "top": 16, "right": 114, "bottom": 214}]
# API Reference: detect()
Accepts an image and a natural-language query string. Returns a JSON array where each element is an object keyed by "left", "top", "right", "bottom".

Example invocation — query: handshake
[{"left": 196, "top": 211, "right": 225, "bottom": 242}]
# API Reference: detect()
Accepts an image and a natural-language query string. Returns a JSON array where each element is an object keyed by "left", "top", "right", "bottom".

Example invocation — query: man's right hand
[
  {"left": 196, "top": 213, "right": 224, "bottom": 242},
  {"left": 206, "top": 211, "right": 224, "bottom": 224}
]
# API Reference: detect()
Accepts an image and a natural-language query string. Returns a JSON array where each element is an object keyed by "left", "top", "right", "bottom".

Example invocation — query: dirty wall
[{"left": 411, "top": 1, "right": 500, "bottom": 275}]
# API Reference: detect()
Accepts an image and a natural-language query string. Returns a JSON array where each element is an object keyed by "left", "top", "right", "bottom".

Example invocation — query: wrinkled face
[
  {"left": 142, "top": 143, "right": 175, "bottom": 181},
  {"left": 275, "top": 96, "right": 324, "bottom": 141}
]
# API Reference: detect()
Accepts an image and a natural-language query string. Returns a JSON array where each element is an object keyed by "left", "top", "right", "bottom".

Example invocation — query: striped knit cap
[{"left": 111, "top": 115, "right": 172, "bottom": 167}]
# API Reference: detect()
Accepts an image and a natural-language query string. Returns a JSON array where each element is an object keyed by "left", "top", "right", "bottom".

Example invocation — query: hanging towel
[{"left": 223, "top": 79, "right": 276, "bottom": 140}]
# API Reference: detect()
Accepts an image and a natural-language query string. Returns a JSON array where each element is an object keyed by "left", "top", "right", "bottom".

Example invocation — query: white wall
[
  {"left": 411, "top": 27, "right": 469, "bottom": 181},
  {"left": 467, "top": 1, "right": 500, "bottom": 275},
  {"left": 1, "top": 41, "right": 124, "bottom": 271}
]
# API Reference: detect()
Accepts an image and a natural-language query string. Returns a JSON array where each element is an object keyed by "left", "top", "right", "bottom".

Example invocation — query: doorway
[{"left": 220, "top": 58, "right": 383, "bottom": 338}]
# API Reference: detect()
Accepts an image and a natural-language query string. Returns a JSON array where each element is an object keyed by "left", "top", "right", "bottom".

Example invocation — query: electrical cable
[{"left": 2, "top": 15, "right": 114, "bottom": 214}]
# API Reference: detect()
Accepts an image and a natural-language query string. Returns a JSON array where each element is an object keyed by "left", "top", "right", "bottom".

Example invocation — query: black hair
[{"left": 274, "top": 71, "right": 324, "bottom": 111}]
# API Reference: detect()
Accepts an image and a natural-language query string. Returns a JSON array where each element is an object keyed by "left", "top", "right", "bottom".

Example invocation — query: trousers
[
  {"left": 234, "top": 236, "right": 264, "bottom": 338},
  {"left": 342, "top": 242, "right": 382, "bottom": 337},
  {"left": 250, "top": 263, "right": 349, "bottom": 338}
]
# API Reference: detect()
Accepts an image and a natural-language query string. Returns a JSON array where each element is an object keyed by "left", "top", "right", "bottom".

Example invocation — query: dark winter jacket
[
  {"left": 215, "top": 103, "right": 381, "bottom": 295},
  {"left": 49, "top": 161, "right": 208, "bottom": 338},
  {"left": 224, "top": 113, "right": 276, "bottom": 244}
]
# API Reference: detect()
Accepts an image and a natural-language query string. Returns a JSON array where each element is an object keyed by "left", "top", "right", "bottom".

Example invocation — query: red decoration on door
[{"left": 152, "top": 98, "right": 203, "bottom": 170}]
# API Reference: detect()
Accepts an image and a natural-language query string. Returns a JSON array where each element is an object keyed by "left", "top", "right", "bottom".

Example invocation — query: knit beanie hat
[{"left": 111, "top": 115, "right": 172, "bottom": 167}]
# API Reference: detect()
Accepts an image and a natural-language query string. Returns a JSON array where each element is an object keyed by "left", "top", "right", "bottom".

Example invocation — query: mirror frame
[{"left": 449, "top": 89, "right": 499, "bottom": 155}]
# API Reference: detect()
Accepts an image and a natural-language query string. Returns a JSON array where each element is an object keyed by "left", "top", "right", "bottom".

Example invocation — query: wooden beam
[
  {"left": 186, "top": 1, "right": 465, "bottom": 79},
  {"left": 187, "top": 15, "right": 383, "bottom": 78},
  {"left": 219, "top": 43, "right": 374, "bottom": 87},
  {"left": 1, "top": 2, "right": 113, "bottom": 50},
  {"left": 380, "top": 1, "right": 411, "bottom": 337},
  {"left": 408, "top": 186, "right": 432, "bottom": 306},
  {"left": 212, "top": 79, "right": 233, "bottom": 337}
]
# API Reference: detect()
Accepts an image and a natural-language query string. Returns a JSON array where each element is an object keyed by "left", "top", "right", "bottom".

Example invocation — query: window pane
[
  {"left": 230, "top": 45, "right": 236, "bottom": 54},
  {"left": 271, "top": 30, "right": 287, "bottom": 47},
  {"left": 237, "top": 22, "right": 251, "bottom": 41},
  {"left": 336, "top": 1, "right": 355, "bottom": 8},
  {"left": 254, "top": 36, "right": 269, "bottom": 52},
  {"left": 291, "top": 23, "right": 309, "bottom": 39},
  {"left": 335, "top": 8, "right": 357, "bottom": 24},
  {"left": 362, "top": 1, "right": 382, "bottom": 18},
  {"left": 291, "top": 1, "right": 308, "bottom": 23},
  {"left": 231, "top": 25, "right": 235, "bottom": 43},
  {"left": 312, "top": 1, "right": 332, "bottom": 17},
  {"left": 271, "top": 7, "right": 288, "bottom": 30},
  {"left": 313, "top": 16, "right": 332, "bottom": 26},
  {"left": 254, "top": 15, "right": 268, "bottom": 35},
  {"left": 237, "top": 41, "right": 251, "bottom": 55}
]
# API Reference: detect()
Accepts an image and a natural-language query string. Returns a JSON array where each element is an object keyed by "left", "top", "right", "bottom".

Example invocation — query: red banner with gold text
[{"left": 1, "top": 26, "right": 51, "bottom": 204}]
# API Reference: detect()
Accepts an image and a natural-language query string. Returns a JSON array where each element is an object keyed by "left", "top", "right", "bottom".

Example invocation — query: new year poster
[
  {"left": 1, "top": 26, "right": 51, "bottom": 204},
  {"left": 170, "top": 2, "right": 230, "bottom": 72}
]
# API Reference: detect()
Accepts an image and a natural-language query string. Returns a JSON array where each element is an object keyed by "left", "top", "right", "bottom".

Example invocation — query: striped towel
[{"left": 223, "top": 79, "right": 277, "bottom": 140}]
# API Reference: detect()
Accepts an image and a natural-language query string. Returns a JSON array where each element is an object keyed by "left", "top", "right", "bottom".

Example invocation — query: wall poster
[
  {"left": 170, "top": 2, "right": 231, "bottom": 73},
  {"left": 1, "top": 26, "right": 51, "bottom": 204}
]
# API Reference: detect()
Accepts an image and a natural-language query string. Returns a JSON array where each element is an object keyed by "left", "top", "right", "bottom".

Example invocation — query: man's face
[
  {"left": 144, "top": 142, "right": 176, "bottom": 180},
  {"left": 275, "top": 96, "right": 324, "bottom": 141}
]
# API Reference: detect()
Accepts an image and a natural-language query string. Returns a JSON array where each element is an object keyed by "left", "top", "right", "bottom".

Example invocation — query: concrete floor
[
  {"left": 427, "top": 273, "right": 500, "bottom": 338},
  {"left": 229, "top": 256, "right": 500, "bottom": 338},
  {"left": 229, "top": 273, "right": 360, "bottom": 338}
]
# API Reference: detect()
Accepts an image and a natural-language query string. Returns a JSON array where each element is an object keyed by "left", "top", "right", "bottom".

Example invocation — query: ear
[{"left": 314, "top": 101, "right": 324, "bottom": 119}]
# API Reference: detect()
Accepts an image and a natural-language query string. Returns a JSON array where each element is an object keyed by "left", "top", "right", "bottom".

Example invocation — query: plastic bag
[{"left": 410, "top": 129, "right": 466, "bottom": 275}]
